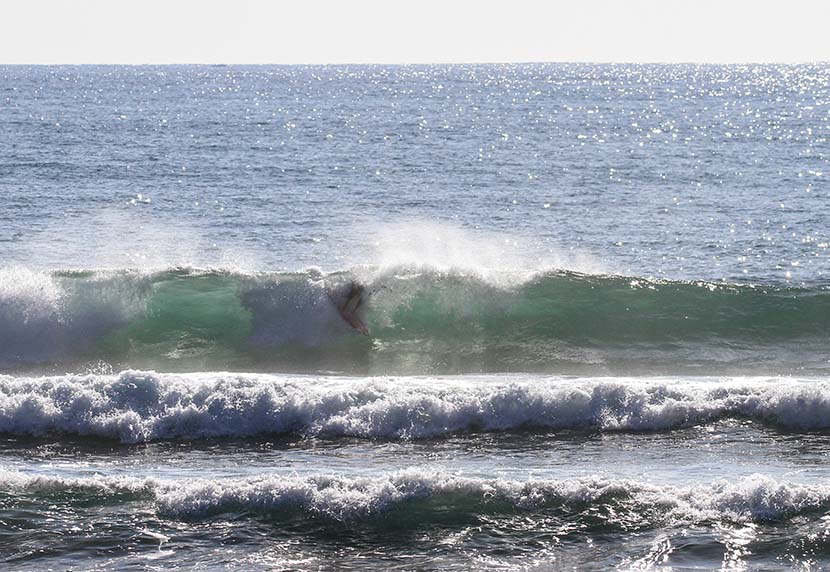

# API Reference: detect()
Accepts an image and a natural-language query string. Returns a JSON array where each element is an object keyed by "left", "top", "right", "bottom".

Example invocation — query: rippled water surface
[{"left": 1, "top": 64, "right": 830, "bottom": 570}]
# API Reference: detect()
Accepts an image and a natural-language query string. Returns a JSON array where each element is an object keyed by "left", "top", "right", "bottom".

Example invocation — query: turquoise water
[{"left": 1, "top": 64, "right": 829, "bottom": 570}]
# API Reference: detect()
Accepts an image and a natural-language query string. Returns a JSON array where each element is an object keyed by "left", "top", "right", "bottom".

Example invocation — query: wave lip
[
  {"left": 2, "top": 469, "right": 827, "bottom": 526},
  {"left": 3, "top": 371, "right": 830, "bottom": 443}
]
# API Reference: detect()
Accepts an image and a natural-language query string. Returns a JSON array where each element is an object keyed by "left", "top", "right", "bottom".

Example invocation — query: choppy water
[{"left": 1, "top": 64, "right": 829, "bottom": 571}]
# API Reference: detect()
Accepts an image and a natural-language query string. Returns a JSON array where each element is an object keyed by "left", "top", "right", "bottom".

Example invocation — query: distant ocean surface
[{"left": 1, "top": 64, "right": 829, "bottom": 571}]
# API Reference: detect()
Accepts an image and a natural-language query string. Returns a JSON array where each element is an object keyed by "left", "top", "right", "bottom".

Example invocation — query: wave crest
[
  {"left": 2, "top": 371, "right": 830, "bottom": 443},
  {"left": 2, "top": 469, "right": 827, "bottom": 525},
  {"left": 1, "top": 266, "right": 829, "bottom": 374}
]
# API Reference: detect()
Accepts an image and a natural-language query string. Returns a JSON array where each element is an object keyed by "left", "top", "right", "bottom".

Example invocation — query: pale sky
[{"left": 1, "top": 0, "right": 828, "bottom": 64}]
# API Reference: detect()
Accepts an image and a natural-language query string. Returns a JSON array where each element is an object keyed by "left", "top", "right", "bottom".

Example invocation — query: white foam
[
  {"left": 0, "top": 267, "right": 65, "bottom": 363},
  {"left": 0, "top": 468, "right": 826, "bottom": 524},
  {"left": 0, "top": 268, "right": 151, "bottom": 365},
  {"left": 2, "top": 371, "right": 830, "bottom": 443}
]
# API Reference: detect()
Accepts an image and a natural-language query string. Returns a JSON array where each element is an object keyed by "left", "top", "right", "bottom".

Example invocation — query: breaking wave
[
  {"left": 1, "top": 266, "right": 828, "bottom": 374},
  {"left": 2, "top": 468, "right": 828, "bottom": 526},
  {"left": 2, "top": 370, "right": 830, "bottom": 443}
]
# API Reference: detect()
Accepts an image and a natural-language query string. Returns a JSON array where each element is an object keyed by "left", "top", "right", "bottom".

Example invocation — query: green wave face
[
  {"left": 371, "top": 272, "right": 828, "bottom": 342},
  {"left": 365, "top": 271, "right": 830, "bottom": 374},
  {"left": 97, "top": 274, "right": 254, "bottom": 369},
  {"left": 2, "top": 268, "right": 829, "bottom": 375}
]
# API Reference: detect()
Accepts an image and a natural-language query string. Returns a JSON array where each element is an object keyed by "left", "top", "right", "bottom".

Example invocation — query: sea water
[{"left": 1, "top": 64, "right": 829, "bottom": 570}]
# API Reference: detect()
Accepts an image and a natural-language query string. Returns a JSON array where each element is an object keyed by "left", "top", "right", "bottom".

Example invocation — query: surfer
[{"left": 333, "top": 280, "right": 370, "bottom": 335}]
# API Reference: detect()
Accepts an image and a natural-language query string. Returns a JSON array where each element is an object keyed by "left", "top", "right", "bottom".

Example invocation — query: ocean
[{"left": 1, "top": 63, "right": 829, "bottom": 570}]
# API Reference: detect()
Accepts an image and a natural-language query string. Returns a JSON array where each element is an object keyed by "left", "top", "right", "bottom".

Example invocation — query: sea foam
[
  {"left": 0, "top": 468, "right": 826, "bottom": 525},
  {"left": 2, "top": 371, "right": 830, "bottom": 443}
]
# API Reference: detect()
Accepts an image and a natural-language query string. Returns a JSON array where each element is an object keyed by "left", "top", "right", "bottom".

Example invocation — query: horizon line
[{"left": 2, "top": 60, "right": 829, "bottom": 66}]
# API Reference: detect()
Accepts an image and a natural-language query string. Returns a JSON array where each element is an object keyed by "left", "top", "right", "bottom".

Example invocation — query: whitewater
[
  {"left": 4, "top": 372, "right": 830, "bottom": 442},
  {"left": 1, "top": 63, "right": 829, "bottom": 571}
]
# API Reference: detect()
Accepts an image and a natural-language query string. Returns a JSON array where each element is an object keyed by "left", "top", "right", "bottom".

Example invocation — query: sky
[{"left": 1, "top": 0, "right": 828, "bottom": 64}]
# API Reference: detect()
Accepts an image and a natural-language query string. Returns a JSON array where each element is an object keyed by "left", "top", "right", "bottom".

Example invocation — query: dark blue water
[{"left": 1, "top": 64, "right": 830, "bottom": 571}]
